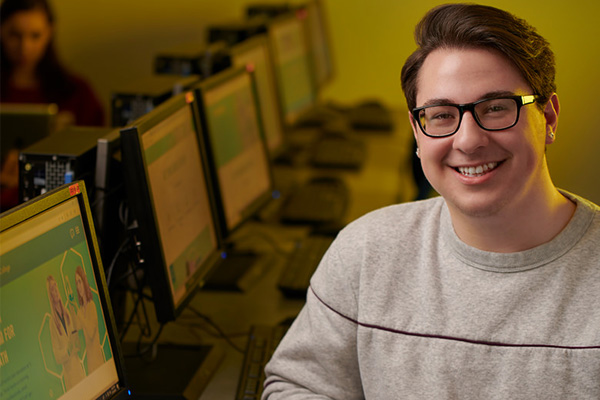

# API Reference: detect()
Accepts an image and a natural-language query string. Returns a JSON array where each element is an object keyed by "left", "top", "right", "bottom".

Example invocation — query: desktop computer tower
[
  {"left": 245, "top": 3, "right": 295, "bottom": 19},
  {"left": 207, "top": 17, "right": 269, "bottom": 46},
  {"left": 18, "top": 126, "right": 112, "bottom": 203},
  {"left": 154, "top": 41, "right": 232, "bottom": 77},
  {"left": 110, "top": 75, "right": 200, "bottom": 127}
]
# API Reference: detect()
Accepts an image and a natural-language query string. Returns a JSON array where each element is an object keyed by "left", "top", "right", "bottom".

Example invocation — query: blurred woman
[
  {"left": 0, "top": 0, "right": 105, "bottom": 126},
  {"left": 75, "top": 265, "right": 104, "bottom": 374},
  {"left": 0, "top": 0, "right": 105, "bottom": 211}
]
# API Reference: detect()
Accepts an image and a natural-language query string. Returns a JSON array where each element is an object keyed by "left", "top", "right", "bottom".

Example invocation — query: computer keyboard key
[
  {"left": 235, "top": 324, "right": 291, "bottom": 400},
  {"left": 278, "top": 235, "right": 335, "bottom": 298},
  {"left": 310, "top": 136, "right": 366, "bottom": 169},
  {"left": 279, "top": 178, "right": 349, "bottom": 225}
]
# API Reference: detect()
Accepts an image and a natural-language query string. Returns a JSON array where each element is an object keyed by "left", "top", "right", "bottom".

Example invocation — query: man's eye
[
  {"left": 486, "top": 104, "right": 506, "bottom": 113},
  {"left": 431, "top": 112, "right": 454, "bottom": 120}
]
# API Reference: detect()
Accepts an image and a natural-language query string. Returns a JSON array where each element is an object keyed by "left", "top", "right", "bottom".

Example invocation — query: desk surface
[{"left": 121, "top": 109, "right": 416, "bottom": 399}]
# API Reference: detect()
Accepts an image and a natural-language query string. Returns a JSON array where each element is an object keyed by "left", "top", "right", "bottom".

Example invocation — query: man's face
[
  {"left": 1, "top": 9, "right": 52, "bottom": 72},
  {"left": 410, "top": 47, "right": 556, "bottom": 219}
]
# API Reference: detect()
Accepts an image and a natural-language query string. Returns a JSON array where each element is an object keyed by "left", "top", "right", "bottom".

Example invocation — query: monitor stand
[
  {"left": 123, "top": 342, "right": 224, "bottom": 400},
  {"left": 203, "top": 247, "right": 269, "bottom": 292}
]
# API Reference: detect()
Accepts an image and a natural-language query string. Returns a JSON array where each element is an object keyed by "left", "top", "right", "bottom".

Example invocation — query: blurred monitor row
[
  {"left": 112, "top": 0, "right": 335, "bottom": 129},
  {"left": 0, "top": 1, "right": 393, "bottom": 399}
]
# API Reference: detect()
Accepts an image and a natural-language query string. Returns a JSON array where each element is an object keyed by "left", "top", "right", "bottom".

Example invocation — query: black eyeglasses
[{"left": 412, "top": 95, "right": 537, "bottom": 138}]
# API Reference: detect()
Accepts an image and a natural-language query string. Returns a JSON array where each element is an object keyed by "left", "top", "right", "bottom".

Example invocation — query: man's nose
[{"left": 451, "top": 111, "right": 489, "bottom": 153}]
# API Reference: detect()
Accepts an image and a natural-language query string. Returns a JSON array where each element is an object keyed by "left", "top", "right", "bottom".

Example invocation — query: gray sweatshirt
[{"left": 263, "top": 191, "right": 600, "bottom": 399}]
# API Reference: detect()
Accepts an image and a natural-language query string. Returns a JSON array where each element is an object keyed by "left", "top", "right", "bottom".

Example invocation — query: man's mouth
[{"left": 456, "top": 162, "right": 499, "bottom": 177}]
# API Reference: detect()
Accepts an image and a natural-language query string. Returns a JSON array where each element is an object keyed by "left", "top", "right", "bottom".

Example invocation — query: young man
[{"left": 263, "top": 4, "right": 600, "bottom": 399}]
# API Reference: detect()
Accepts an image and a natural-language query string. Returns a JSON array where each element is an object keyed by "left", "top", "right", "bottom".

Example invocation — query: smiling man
[{"left": 263, "top": 4, "right": 600, "bottom": 399}]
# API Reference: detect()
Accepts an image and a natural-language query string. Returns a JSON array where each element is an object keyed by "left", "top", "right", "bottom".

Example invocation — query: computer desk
[{"left": 122, "top": 109, "right": 416, "bottom": 399}]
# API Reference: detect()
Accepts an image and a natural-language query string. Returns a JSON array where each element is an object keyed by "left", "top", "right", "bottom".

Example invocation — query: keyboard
[
  {"left": 279, "top": 177, "right": 349, "bottom": 225},
  {"left": 235, "top": 324, "right": 290, "bottom": 400},
  {"left": 310, "top": 136, "right": 366, "bottom": 169},
  {"left": 278, "top": 235, "right": 334, "bottom": 298},
  {"left": 345, "top": 102, "right": 394, "bottom": 131}
]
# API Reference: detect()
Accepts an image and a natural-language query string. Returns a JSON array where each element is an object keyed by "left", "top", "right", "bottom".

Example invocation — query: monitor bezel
[
  {"left": 193, "top": 66, "right": 275, "bottom": 239},
  {"left": 0, "top": 181, "right": 131, "bottom": 400},
  {"left": 119, "top": 92, "right": 224, "bottom": 323}
]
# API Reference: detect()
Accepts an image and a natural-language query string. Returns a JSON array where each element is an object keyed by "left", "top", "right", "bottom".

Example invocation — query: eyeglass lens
[{"left": 419, "top": 98, "right": 519, "bottom": 136}]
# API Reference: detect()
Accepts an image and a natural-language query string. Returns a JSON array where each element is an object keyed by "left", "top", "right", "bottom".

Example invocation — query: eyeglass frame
[{"left": 411, "top": 94, "right": 538, "bottom": 138}]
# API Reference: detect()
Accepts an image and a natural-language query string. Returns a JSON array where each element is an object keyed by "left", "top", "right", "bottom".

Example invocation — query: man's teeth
[{"left": 457, "top": 162, "right": 498, "bottom": 177}]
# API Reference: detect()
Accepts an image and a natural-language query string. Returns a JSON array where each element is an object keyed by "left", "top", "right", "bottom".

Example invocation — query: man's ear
[
  {"left": 409, "top": 111, "right": 420, "bottom": 144},
  {"left": 544, "top": 93, "right": 559, "bottom": 144}
]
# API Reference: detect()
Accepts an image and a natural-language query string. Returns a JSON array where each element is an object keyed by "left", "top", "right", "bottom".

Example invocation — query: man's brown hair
[{"left": 401, "top": 3, "right": 556, "bottom": 111}]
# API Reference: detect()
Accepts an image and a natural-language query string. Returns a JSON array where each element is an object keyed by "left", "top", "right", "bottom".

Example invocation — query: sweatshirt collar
[{"left": 442, "top": 190, "right": 597, "bottom": 273}]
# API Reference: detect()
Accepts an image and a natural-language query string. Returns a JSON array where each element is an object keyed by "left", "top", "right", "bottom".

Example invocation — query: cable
[
  {"left": 184, "top": 305, "right": 245, "bottom": 354},
  {"left": 119, "top": 262, "right": 152, "bottom": 342},
  {"left": 133, "top": 323, "right": 165, "bottom": 362},
  {"left": 106, "top": 235, "right": 131, "bottom": 287},
  {"left": 89, "top": 182, "right": 124, "bottom": 209}
]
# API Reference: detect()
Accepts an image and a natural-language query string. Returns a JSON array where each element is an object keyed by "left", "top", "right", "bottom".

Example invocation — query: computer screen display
[
  {"left": 195, "top": 67, "right": 273, "bottom": 237},
  {"left": 267, "top": 11, "right": 316, "bottom": 125},
  {"left": 119, "top": 92, "right": 222, "bottom": 323},
  {"left": 0, "top": 103, "right": 57, "bottom": 166},
  {"left": 303, "top": 0, "right": 335, "bottom": 90},
  {"left": 0, "top": 181, "right": 129, "bottom": 400},
  {"left": 230, "top": 35, "right": 285, "bottom": 156}
]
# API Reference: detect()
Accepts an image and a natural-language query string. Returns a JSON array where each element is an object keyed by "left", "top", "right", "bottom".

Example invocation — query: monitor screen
[
  {"left": 119, "top": 92, "right": 222, "bottom": 323},
  {"left": 230, "top": 35, "right": 285, "bottom": 157},
  {"left": 195, "top": 67, "right": 273, "bottom": 237},
  {"left": 267, "top": 11, "right": 316, "bottom": 125},
  {"left": 303, "top": 0, "right": 335, "bottom": 90},
  {"left": 0, "top": 181, "right": 130, "bottom": 400}
]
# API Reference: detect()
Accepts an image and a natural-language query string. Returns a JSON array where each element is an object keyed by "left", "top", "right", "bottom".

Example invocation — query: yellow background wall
[{"left": 51, "top": 0, "right": 600, "bottom": 204}]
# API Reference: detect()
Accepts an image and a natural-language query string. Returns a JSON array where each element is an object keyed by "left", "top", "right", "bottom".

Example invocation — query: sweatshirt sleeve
[{"left": 262, "top": 230, "right": 364, "bottom": 399}]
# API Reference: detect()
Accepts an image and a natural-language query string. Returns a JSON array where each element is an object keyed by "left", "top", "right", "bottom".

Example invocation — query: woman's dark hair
[
  {"left": 400, "top": 3, "right": 556, "bottom": 111},
  {"left": 0, "top": 0, "right": 76, "bottom": 103}
]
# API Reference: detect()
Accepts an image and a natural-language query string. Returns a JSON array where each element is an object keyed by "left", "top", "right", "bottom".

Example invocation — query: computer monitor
[
  {"left": 266, "top": 10, "right": 317, "bottom": 125},
  {"left": 0, "top": 181, "right": 130, "bottom": 399},
  {"left": 194, "top": 66, "right": 274, "bottom": 238},
  {"left": 229, "top": 34, "right": 285, "bottom": 158},
  {"left": 119, "top": 91, "right": 223, "bottom": 324},
  {"left": 303, "top": 0, "right": 335, "bottom": 91},
  {"left": 0, "top": 103, "right": 57, "bottom": 166}
]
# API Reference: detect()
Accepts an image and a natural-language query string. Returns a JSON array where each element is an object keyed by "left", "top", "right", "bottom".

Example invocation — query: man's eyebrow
[
  {"left": 420, "top": 91, "right": 517, "bottom": 107},
  {"left": 421, "top": 98, "right": 455, "bottom": 107}
]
